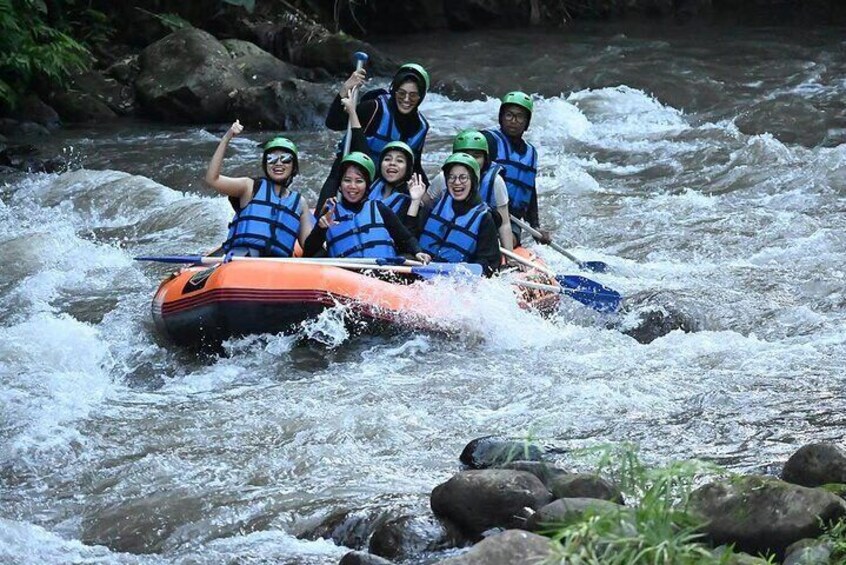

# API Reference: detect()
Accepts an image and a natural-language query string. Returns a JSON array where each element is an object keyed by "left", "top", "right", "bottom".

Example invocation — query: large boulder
[
  {"left": 368, "top": 513, "right": 463, "bottom": 560},
  {"left": 689, "top": 475, "right": 846, "bottom": 558},
  {"left": 227, "top": 79, "right": 329, "bottom": 130},
  {"left": 783, "top": 538, "right": 834, "bottom": 565},
  {"left": 782, "top": 443, "right": 846, "bottom": 488},
  {"left": 433, "top": 529, "right": 554, "bottom": 564},
  {"left": 459, "top": 436, "right": 545, "bottom": 469},
  {"left": 498, "top": 461, "right": 569, "bottom": 486},
  {"left": 136, "top": 27, "right": 249, "bottom": 122},
  {"left": 48, "top": 91, "right": 118, "bottom": 123},
  {"left": 430, "top": 470, "right": 551, "bottom": 538},
  {"left": 17, "top": 95, "right": 61, "bottom": 129},
  {"left": 525, "top": 497, "right": 625, "bottom": 532},
  {"left": 222, "top": 39, "right": 300, "bottom": 86},
  {"left": 289, "top": 33, "right": 397, "bottom": 76}
]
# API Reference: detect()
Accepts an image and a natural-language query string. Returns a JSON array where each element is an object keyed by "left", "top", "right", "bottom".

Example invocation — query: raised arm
[{"left": 204, "top": 119, "right": 252, "bottom": 200}]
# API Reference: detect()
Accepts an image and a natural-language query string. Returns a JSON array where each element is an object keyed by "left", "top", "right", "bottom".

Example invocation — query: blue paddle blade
[
  {"left": 375, "top": 257, "right": 408, "bottom": 265},
  {"left": 557, "top": 274, "right": 622, "bottom": 313},
  {"left": 135, "top": 255, "right": 205, "bottom": 264},
  {"left": 412, "top": 262, "right": 483, "bottom": 279}
]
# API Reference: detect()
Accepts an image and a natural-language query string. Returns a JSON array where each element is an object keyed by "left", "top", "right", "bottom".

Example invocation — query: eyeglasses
[
  {"left": 266, "top": 153, "right": 294, "bottom": 165},
  {"left": 502, "top": 110, "right": 528, "bottom": 123},
  {"left": 447, "top": 174, "right": 470, "bottom": 184},
  {"left": 395, "top": 89, "right": 420, "bottom": 102}
]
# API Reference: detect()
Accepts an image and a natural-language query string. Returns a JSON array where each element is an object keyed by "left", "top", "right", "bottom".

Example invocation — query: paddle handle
[
  {"left": 500, "top": 247, "right": 556, "bottom": 278},
  {"left": 510, "top": 215, "right": 581, "bottom": 264},
  {"left": 342, "top": 51, "right": 369, "bottom": 156},
  {"left": 510, "top": 279, "right": 563, "bottom": 294}
]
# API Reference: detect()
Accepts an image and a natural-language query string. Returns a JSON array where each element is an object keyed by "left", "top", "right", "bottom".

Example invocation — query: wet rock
[
  {"left": 548, "top": 473, "right": 624, "bottom": 504},
  {"left": 430, "top": 77, "right": 486, "bottom": 102},
  {"left": 48, "top": 91, "right": 118, "bottom": 123},
  {"left": 136, "top": 28, "right": 249, "bottom": 123},
  {"left": 368, "top": 513, "right": 464, "bottom": 560},
  {"left": 71, "top": 70, "right": 133, "bottom": 114},
  {"left": 736, "top": 96, "right": 828, "bottom": 147},
  {"left": 782, "top": 443, "right": 846, "bottom": 488},
  {"left": 433, "top": 529, "right": 554, "bottom": 564},
  {"left": 339, "top": 551, "right": 395, "bottom": 565},
  {"left": 222, "top": 40, "right": 300, "bottom": 87},
  {"left": 227, "top": 79, "right": 329, "bottom": 130},
  {"left": 302, "top": 507, "right": 394, "bottom": 550},
  {"left": 783, "top": 538, "right": 834, "bottom": 565},
  {"left": 106, "top": 54, "right": 140, "bottom": 86},
  {"left": 689, "top": 475, "right": 846, "bottom": 558},
  {"left": 430, "top": 470, "right": 551, "bottom": 538},
  {"left": 289, "top": 33, "right": 397, "bottom": 76},
  {"left": 459, "top": 436, "right": 545, "bottom": 469},
  {"left": 18, "top": 95, "right": 61, "bottom": 129},
  {"left": 618, "top": 291, "right": 696, "bottom": 344},
  {"left": 0, "top": 144, "right": 68, "bottom": 173},
  {"left": 498, "top": 461, "right": 569, "bottom": 486},
  {"left": 525, "top": 497, "right": 625, "bottom": 532}
]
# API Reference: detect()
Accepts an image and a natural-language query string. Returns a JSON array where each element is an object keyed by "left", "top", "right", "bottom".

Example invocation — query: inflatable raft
[{"left": 151, "top": 249, "right": 559, "bottom": 348}]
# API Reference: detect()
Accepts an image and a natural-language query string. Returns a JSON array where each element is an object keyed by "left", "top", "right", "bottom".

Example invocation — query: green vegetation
[
  {"left": 540, "top": 444, "right": 774, "bottom": 564},
  {"left": 0, "top": 0, "right": 93, "bottom": 109}
]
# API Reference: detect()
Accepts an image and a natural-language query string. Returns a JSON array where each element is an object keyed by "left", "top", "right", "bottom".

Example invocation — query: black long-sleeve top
[
  {"left": 303, "top": 198, "right": 423, "bottom": 258},
  {"left": 414, "top": 202, "right": 502, "bottom": 277},
  {"left": 325, "top": 92, "right": 429, "bottom": 182},
  {"left": 482, "top": 129, "right": 540, "bottom": 229}
]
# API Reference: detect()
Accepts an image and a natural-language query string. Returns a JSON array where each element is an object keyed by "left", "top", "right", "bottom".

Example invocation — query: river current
[{"left": 1, "top": 25, "right": 845, "bottom": 564}]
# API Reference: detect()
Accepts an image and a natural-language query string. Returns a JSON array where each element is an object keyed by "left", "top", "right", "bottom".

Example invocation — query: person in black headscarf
[
  {"left": 408, "top": 152, "right": 502, "bottom": 277},
  {"left": 316, "top": 63, "right": 431, "bottom": 214}
]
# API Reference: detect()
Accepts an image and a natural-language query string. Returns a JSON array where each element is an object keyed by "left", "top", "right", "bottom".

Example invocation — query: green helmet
[
  {"left": 341, "top": 151, "right": 376, "bottom": 184},
  {"left": 452, "top": 130, "right": 489, "bottom": 155},
  {"left": 442, "top": 152, "right": 481, "bottom": 185},
  {"left": 501, "top": 91, "right": 533, "bottom": 114},
  {"left": 380, "top": 140, "right": 415, "bottom": 168},
  {"left": 394, "top": 63, "right": 430, "bottom": 95},
  {"left": 262, "top": 136, "right": 299, "bottom": 178}
]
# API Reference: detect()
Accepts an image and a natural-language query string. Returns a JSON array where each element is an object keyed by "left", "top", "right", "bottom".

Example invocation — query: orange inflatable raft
[{"left": 151, "top": 248, "right": 559, "bottom": 348}]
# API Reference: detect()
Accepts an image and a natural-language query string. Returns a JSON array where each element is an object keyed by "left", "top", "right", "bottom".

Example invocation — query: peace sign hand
[{"left": 318, "top": 198, "right": 337, "bottom": 229}]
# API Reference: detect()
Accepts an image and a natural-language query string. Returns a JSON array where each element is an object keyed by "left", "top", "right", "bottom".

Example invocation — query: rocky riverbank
[{"left": 314, "top": 438, "right": 846, "bottom": 564}]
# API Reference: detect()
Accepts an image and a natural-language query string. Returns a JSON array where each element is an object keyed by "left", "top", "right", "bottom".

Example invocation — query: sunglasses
[{"left": 265, "top": 153, "right": 294, "bottom": 165}]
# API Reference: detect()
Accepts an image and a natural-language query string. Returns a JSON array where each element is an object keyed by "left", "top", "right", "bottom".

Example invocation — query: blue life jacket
[
  {"left": 326, "top": 200, "right": 397, "bottom": 259},
  {"left": 366, "top": 178, "right": 411, "bottom": 216},
  {"left": 484, "top": 128, "right": 537, "bottom": 217},
  {"left": 223, "top": 179, "right": 301, "bottom": 257},
  {"left": 479, "top": 163, "right": 506, "bottom": 208},
  {"left": 419, "top": 195, "right": 488, "bottom": 263},
  {"left": 338, "top": 91, "right": 429, "bottom": 161}
]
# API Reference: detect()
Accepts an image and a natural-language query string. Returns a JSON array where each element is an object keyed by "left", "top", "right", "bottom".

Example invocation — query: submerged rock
[
  {"left": 617, "top": 290, "right": 697, "bottom": 344},
  {"left": 781, "top": 443, "right": 846, "bottom": 488},
  {"left": 433, "top": 529, "right": 554, "bottom": 564},
  {"left": 339, "top": 551, "right": 395, "bottom": 565},
  {"left": 459, "top": 436, "right": 545, "bottom": 469},
  {"left": 689, "top": 475, "right": 846, "bottom": 558},
  {"left": 430, "top": 470, "right": 551, "bottom": 538},
  {"left": 368, "top": 513, "right": 464, "bottom": 560}
]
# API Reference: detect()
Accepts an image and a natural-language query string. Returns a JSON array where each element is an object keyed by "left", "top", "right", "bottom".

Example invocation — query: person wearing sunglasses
[
  {"left": 315, "top": 63, "right": 432, "bottom": 215},
  {"left": 482, "top": 91, "right": 551, "bottom": 246},
  {"left": 409, "top": 152, "right": 502, "bottom": 277},
  {"left": 423, "top": 130, "right": 514, "bottom": 251},
  {"left": 205, "top": 119, "right": 314, "bottom": 257},
  {"left": 303, "top": 152, "right": 431, "bottom": 264}
]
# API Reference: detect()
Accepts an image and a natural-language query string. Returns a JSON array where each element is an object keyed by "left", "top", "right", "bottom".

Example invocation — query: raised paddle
[
  {"left": 342, "top": 51, "right": 369, "bottom": 157},
  {"left": 500, "top": 247, "right": 621, "bottom": 313},
  {"left": 510, "top": 215, "right": 610, "bottom": 273},
  {"left": 134, "top": 255, "right": 480, "bottom": 279}
]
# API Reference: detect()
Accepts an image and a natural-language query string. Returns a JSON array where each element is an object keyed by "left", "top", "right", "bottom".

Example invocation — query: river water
[{"left": 1, "top": 24, "right": 845, "bottom": 564}]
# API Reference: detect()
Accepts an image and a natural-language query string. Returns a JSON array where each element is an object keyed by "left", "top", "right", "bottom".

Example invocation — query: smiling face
[
  {"left": 445, "top": 164, "right": 473, "bottom": 202},
  {"left": 394, "top": 80, "right": 421, "bottom": 115},
  {"left": 380, "top": 150, "right": 409, "bottom": 185},
  {"left": 340, "top": 164, "right": 368, "bottom": 204},
  {"left": 499, "top": 103, "right": 529, "bottom": 138},
  {"left": 265, "top": 150, "right": 295, "bottom": 183}
]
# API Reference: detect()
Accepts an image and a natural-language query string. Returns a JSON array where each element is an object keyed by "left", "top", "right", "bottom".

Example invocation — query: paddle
[
  {"left": 510, "top": 215, "right": 610, "bottom": 273},
  {"left": 134, "top": 255, "right": 480, "bottom": 279},
  {"left": 342, "top": 51, "right": 369, "bottom": 157},
  {"left": 500, "top": 247, "right": 622, "bottom": 313}
]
